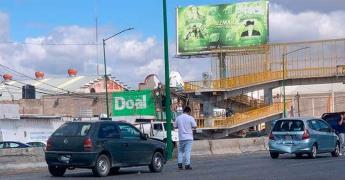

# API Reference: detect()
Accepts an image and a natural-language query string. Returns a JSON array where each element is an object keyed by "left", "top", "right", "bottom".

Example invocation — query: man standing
[
  {"left": 174, "top": 106, "right": 197, "bottom": 170},
  {"left": 337, "top": 112, "right": 345, "bottom": 155}
]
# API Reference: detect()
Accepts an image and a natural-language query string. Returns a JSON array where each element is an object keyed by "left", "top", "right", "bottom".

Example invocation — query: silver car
[{"left": 268, "top": 117, "right": 340, "bottom": 159}]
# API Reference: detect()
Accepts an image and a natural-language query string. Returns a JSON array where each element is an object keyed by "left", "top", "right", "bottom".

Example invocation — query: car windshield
[
  {"left": 52, "top": 123, "right": 92, "bottom": 137},
  {"left": 272, "top": 120, "right": 304, "bottom": 132}
]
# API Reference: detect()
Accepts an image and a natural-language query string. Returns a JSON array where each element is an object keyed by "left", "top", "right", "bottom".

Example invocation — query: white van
[{"left": 135, "top": 122, "right": 179, "bottom": 147}]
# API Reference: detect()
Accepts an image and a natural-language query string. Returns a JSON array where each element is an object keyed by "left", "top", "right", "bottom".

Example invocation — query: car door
[
  {"left": 317, "top": 119, "right": 336, "bottom": 151},
  {"left": 118, "top": 123, "right": 152, "bottom": 165},
  {"left": 96, "top": 123, "right": 123, "bottom": 166},
  {"left": 307, "top": 120, "right": 326, "bottom": 151}
]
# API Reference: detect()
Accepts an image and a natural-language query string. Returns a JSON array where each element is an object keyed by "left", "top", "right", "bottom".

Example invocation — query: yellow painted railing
[
  {"left": 185, "top": 67, "right": 338, "bottom": 92},
  {"left": 213, "top": 102, "right": 291, "bottom": 128},
  {"left": 196, "top": 118, "right": 205, "bottom": 128}
]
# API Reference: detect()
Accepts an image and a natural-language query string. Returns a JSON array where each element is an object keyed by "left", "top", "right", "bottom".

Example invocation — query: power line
[{"left": 0, "top": 41, "right": 99, "bottom": 46}]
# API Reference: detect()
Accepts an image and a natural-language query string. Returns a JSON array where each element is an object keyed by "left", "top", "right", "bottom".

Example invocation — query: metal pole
[
  {"left": 163, "top": 0, "right": 173, "bottom": 160},
  {"left": 282, "top": 46, "right": 310, "bottom": 118},
  {"left": 102, "top": 28, "right": 134, "bottom": 119},
  {"left": 103, "top": 39, "right": 110, "bottom": 119},
  {"left": 282, "top": 54, "right": 286, "bottom": 117}
]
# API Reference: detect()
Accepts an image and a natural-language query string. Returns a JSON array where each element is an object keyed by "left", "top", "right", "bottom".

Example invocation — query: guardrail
[
  {"left": 213, "top": 102, "right": 291, "bottom": 128},
  {"left": 195, "top": 101, "right": 291, "bottom": 129},
  {"left": 185, "top": 67, "right": 338, "bottom": 92}
]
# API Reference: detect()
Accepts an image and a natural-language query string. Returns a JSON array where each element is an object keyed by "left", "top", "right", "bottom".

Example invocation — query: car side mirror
[{"left": 141, "top": 133, "right": 149, "bottom": 140}]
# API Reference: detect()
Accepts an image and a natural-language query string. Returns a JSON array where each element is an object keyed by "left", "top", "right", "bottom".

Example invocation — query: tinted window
[
  {"left": 53, "top": 123, "right": 92, "bottom": 137},
  {"left": 98, "top": 124, "right": 120, "bottom": 138},
  {"left": 153, "top": 124, "right": 163, "bottom": 131},
  {"left": 308, "top": 120, "right": 320, "bottom": 131},
  {"left": 317, "top": 120, "right": 331, "bottom": 132},
  {"left": 272, "top": 120, "right": 304, "bottom": 132},
  {"left": 118, "top": 124, "right": 141, "bottom": 139}
]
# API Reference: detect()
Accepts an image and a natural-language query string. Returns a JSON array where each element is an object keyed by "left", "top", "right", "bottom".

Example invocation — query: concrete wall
[{"left": 0, "top": 118, "right": 65, "bottom": 143}]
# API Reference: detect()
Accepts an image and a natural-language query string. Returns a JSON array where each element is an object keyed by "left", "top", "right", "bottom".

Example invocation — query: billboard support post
[{"left": 162, "top": 0, "right": 173, "bottom": 160}]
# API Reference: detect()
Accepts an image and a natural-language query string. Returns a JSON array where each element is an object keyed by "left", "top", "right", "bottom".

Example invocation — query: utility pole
[{"left": 162, "top": 0, "right": 173, "bottom": 160}]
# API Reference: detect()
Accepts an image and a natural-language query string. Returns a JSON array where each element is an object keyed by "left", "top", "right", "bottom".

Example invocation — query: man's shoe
[
  {"left": 185, "top": 165, "right": 192, "bottom": 170},
  {"left": 178, "top": 163, "right": 183, "bottom": 170}
]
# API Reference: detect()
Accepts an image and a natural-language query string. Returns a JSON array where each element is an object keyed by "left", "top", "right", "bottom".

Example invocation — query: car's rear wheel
[
  {"left": 270, "top": 152, "right": 279, "bottom": 159},
  {"left": 308, "top": 144, "right": 317, "bottom": 159},
  {"left": 331, "top": 142, "right": 340, "bottom": 157},
  {"left": 295, "top": 153, "right": 303, "bottom": 158},
  {"left": 92, "top": 154, "right": 111, "bottom": 177},
  {"left": 48, "top": 165, "right": 66, "bottom": 177},
  {"left": 149, "top": 152, "right": 164, "bottom": 173}
]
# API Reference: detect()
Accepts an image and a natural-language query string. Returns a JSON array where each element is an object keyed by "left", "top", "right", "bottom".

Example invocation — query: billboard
[
  {"left": 177, "top": 1, "right": 269, "bottom": 55},
  {"left": 112, "top": 90, "right": 156, "bottom": 117}
]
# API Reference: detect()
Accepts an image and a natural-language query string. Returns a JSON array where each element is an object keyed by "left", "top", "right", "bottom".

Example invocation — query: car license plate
[
  {"left": 58, "top": 155, "right": 71, "bottom": 163},
  {"left": 285, "top": 135, "right": 292, "bottom": 141}
]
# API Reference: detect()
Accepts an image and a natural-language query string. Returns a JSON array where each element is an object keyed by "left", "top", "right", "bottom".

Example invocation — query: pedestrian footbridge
[{"left": 184, "top": 38, "right": 345, "bottom": 135}]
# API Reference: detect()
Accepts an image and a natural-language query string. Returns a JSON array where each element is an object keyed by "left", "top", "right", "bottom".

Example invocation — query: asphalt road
[{"left": 2, "top": 152, "right": 345, "bottom": 180}]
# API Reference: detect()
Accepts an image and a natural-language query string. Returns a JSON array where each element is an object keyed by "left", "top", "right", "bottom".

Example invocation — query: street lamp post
[
  {"left": 282, "top": 46, "right": 310, "bottom": 117},
  {"left": 103, "top": 28, "right": 134, "bottom": 119}
]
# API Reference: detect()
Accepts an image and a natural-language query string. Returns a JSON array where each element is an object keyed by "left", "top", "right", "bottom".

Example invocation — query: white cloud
[
  {"left": 270, "top": 4, "right": 345, "bottom": 42},
  {"left": 0, "top": 12, "right": 9, "bottom": 41}
]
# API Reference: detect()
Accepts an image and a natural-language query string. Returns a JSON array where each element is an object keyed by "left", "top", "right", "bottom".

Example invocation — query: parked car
[
  {"left": 268, "top": 117, "right": 340, "bottom": 159},
  {"left": 0, "top": 141, "right": 31, "bottom": 149},
  {"left": 27, "top": 141, "right": 47, "bottom": 148},
  {"left": 45, "top": 121, "right": 167, "bottom": 177},
  {"left": 134, "top": 121, "right": 179, "bottom": 146}
]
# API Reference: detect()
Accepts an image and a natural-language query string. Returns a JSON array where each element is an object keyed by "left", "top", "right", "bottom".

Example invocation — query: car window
[
  {"left": 308, "top": 120, "right": 320, "bottom": 131},
  {"left": 118, "top": 124, "right": 141, "bottom": 139},
  {"left": 317, "top": 120, "right": 331, "bottom": 132},
  {"left": 153, "top": 124, "right": 163, "bottom": 131},
  {"left": 9, "top": 143, "right": 19, "bottom": 148},
  {"left": 98, "top": 124, "right": 120, "bottom": 139},
  {"left": 0, "top": 143, "right": 3, "bottom": 148},
  {"left": 272, "top": 120, "right": 304, "bottom": 132},
  {"left": 53, "top": 123, "right": 92, "bottom": 137}
]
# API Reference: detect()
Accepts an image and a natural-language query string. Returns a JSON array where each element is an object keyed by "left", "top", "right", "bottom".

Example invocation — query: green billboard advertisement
[
  {"left": 177, "top": 1, "right": 269, "bottom": 55},
  {"left": 112, "top": 90, "right": 156, "bottom": 116}
]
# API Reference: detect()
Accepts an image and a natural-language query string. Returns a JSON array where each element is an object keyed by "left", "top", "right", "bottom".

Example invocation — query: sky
[{"left": 0, "top": 0, "right": 345, "bottom": 88}]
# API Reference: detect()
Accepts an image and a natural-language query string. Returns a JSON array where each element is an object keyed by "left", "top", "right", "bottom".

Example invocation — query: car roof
[
  {"left": 65, "top": 120, "right": 132, "bottom": 125},
  {"left": 276, "top": 117, "right": 321, "bottom": 122}
]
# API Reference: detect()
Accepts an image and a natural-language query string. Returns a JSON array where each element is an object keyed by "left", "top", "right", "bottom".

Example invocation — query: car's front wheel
[
  {"left": 92, "top": 154, "right": 111, "bottom": 177},
  {"left": 270, "top": 152, "right": 279, "bottom": 159},
  {"left": 48, "top": 165, "right": 66, "bottom": 177},
  {"left": 331, "top": 142, "right": 340, "bottom": 157},
  {"left": 149, "top": 152, "right": 164, "bottom": 173}
]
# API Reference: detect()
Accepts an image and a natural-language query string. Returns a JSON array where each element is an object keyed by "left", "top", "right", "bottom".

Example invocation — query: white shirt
[{"left": 174, "top": 113, "right": 197, "bottom": 141}]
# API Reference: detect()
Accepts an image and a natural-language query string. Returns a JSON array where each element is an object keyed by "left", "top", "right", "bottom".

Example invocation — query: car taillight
[
  {"left": 302, "top": 129, "right": 310, "bottom": 140},
  {"left": 269, "top": 132, "right": 275, "bottom": 140},
  {"left": 83, "top": 137, "right": 93, "bottom": 152},
  {"left": 46, "top": 137, "right": 53, "bottom": 151}
]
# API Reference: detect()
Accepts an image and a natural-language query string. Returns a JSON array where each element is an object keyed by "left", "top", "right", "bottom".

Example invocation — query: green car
[{"left": 45, "top": 121, "right": 167, "bottom": 177}]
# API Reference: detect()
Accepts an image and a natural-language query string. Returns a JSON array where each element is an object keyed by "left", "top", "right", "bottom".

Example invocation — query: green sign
[
  {"left": 177, "top": 1, "right": 269, "bottom": 55},
  {"left": 112, "top": 90, "right": 156, "bottom": 116}
]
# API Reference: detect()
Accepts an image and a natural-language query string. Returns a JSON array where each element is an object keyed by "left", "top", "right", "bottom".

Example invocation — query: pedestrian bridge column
[
  {"left": 264, "top": 87, "right": 274, "bottom": 133},
  {"left": 202, "top": 95, "right": 215, "bottom": 127},
  {"left": 264, "top": 87, "right": 273, "bottom": 105}
]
